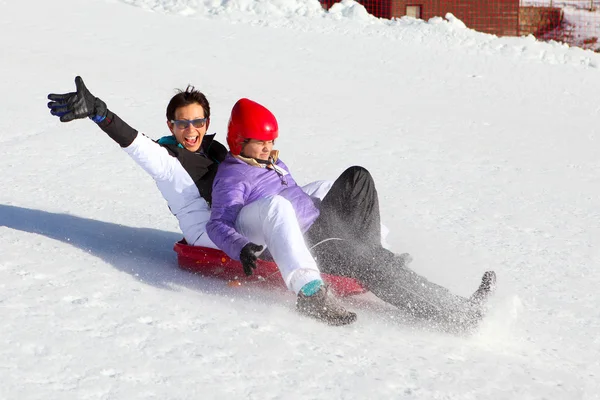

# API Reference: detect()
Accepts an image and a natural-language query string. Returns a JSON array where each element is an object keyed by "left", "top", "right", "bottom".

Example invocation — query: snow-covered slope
[{"left": 1, "top": 0, "right": 599, "bottom": 398}]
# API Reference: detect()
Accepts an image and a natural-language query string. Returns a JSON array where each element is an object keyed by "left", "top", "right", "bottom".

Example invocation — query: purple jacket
[{"left": 206, "top": 153, "right": 320, "bottom": 260}]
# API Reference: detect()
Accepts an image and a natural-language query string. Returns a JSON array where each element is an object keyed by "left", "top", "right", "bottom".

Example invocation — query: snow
[{"left": 2, "top": 0, "right": 600, "bottom": 398}]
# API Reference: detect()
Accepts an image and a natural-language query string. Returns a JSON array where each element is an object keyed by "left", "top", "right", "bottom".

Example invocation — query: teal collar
[{"left": 157, "top": 135, "right": 183, "bottom": 148}]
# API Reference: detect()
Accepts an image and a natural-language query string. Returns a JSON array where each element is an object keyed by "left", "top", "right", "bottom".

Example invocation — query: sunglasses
[{"left": 170, "top": 118, "right": 207, "bottom": 130}]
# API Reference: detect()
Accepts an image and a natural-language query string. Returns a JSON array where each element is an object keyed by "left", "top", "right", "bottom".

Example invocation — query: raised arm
[{"left": 48, "top": 76, "right": 178, "bottom": 181}]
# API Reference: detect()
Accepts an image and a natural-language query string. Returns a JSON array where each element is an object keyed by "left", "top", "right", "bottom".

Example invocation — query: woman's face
[
  {"left": 167, "top": 103, "right": 208, "bottom": 152},
  {"left": 242, "top": 139, "right": 274, "bottom": 160}
]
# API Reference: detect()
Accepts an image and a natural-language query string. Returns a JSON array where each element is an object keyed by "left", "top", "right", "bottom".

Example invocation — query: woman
[
  {"left": 48, "top": 76, "right": 227, "bottom": 247},
  {"left": 207, "top": 98, "right": 495, "bottom": 330}
]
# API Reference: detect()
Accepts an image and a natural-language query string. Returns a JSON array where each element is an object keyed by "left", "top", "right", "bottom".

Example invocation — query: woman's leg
[
  {"left": 306, "top": 165, "right": 410, "bottom": 267},
  {"left": 312, "top": 239, "right": 486, "bottom": 331},
  {"left": 306, "top": 166, "right": 487, "bottom": 330},
  {"left": 308, "top": 166, "right": 382, "bottom": 247}
]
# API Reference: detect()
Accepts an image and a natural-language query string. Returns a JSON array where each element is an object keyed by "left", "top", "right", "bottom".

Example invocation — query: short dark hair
[{"left": 166, "top": 85, "right": 210, "bottom": 121}]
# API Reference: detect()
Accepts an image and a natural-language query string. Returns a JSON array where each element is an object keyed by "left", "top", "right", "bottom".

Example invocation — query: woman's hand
[{"left": 48, "top": 76, "right": 107, "bottom": 123}]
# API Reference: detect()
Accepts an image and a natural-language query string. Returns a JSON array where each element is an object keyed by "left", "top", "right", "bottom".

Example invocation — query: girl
[{"left": 207, "top": 98, "right": 495, "bottom": 330}]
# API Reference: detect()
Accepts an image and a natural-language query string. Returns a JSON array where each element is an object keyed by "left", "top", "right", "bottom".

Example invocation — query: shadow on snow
[{"left": 0, "top": 204, "right": 242, "bottom": 296}]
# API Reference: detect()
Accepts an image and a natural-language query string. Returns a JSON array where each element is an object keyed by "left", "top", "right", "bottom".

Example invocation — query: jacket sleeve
[
  {"left": 97, "top": 110, "right": 178, "bottom": 181},
  {"left": 206, "top": 173, "right": 251, "bottom": 260},
  {"left": 97, "top": 110, "right": 138, "bottom": 147},
  {"left": 122, "top": 134, "right": 179, "bottom": 181}
]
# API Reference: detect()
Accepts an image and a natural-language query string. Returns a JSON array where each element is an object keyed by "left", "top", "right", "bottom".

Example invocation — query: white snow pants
[{"left": 235, "top": 195, "right": 322, "bottom": 294}]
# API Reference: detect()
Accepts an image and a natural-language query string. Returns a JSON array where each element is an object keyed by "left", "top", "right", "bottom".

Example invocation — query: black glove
[
  {"left": 240, "top": 243, "right": 264, "bottom": 276},
  {"left": 47, "top": 76, "right": 107, "bottom": 123}
]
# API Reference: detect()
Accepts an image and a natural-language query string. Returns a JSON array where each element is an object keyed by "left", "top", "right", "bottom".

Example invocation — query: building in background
[{"left": 320, "top": 0, "right": 599, "bottom": 51}]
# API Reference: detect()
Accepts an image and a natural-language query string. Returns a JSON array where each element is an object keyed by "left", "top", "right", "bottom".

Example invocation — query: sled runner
[{"left": 174, "top": 240, "right": 366, "bottom": 297}]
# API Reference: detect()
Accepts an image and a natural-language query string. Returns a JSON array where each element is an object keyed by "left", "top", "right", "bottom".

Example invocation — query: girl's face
[{"left": 242, "top": 139, "right": 274, "bottom": 160}]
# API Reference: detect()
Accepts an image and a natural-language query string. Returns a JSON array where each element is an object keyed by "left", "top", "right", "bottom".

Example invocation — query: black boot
[
  {"left": 296, "top": 285, "right": 357, "bottom": 326},
  {"left": 470, "top": 271, "right": 497, "bottom": 306}
]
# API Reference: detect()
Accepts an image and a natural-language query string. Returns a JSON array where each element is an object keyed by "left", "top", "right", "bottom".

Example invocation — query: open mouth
[{"left": 184, "top": 135, "right": 199, "bottom": 147}]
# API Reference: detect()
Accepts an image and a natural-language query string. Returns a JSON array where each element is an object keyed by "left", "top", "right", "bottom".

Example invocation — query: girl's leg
[
  {"left": 236, "top": 195, "right": 357, "bottom": 326},
  {"left": 236, "top": 195, "right": 321, "bottom": 294}
]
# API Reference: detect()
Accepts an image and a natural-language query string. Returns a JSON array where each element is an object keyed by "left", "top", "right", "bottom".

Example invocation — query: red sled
[{"left": 174, "top": 240, "right": 366, "bottom": 297}]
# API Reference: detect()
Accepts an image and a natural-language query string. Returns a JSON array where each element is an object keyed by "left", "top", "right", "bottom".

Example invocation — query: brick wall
[{"left": 389, "top": 0, "right": 520, "bottom": 36}]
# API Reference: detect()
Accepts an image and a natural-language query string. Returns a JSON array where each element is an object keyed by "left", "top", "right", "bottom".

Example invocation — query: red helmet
[{"left": 227, "top": 98, "right": 278, "bottom": 156}]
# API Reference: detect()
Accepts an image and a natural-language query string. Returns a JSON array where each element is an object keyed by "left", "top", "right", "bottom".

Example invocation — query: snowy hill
[{"left": 1, "top": 0, "right": 599, "bottom": 398}]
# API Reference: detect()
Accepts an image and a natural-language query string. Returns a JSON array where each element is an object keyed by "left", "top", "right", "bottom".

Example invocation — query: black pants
[{"left": 305, "top": 166, "right": 482, "bottom": 329}]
